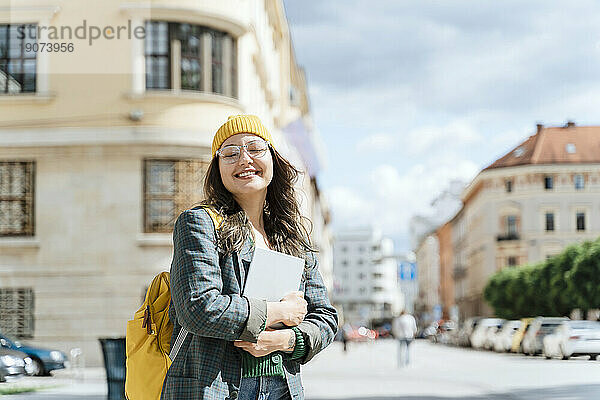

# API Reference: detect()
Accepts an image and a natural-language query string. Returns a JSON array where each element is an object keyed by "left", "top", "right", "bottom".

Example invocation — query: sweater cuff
[
  {"left": 238, "top": 297, "right": 267, "bottom": 342},
  {"left": 289, "top": 327, "right": 307, "bottom": 360}
]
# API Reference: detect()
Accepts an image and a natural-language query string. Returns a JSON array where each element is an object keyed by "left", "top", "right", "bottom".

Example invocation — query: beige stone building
[
  {"left": 455, "top": 123, "right": 600, "bottom": 318},
  {"left": 414, "top": 233, "right": 440, "bottom": 323},
  {"left": 0, "top": 0, "right": 332, "bottom": 366},
  {"left": 436, "top": 221, "right": 454, "bottom": 320}
]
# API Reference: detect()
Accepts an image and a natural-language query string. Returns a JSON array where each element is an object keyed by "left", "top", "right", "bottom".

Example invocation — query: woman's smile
[{"left": 234, "top": 168, "right": 263, "bottom": 179}]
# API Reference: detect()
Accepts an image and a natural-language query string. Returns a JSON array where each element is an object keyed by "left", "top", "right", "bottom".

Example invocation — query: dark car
[
  {"left": 0, "top": 333, "right": 67, "bottom": 376},
  {"left": 0, "top": 347, "right": 30, "bottom": 382}
]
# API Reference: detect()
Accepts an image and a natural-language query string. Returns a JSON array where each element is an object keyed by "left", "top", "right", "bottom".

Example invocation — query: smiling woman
[{"left": 161, "top": 115, "right": 338, "bottom": 400}]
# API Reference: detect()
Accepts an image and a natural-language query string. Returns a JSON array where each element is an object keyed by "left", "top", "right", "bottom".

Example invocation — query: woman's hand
[
  {"left": 280, "top": 291, "right": 308, "bottom": 326},
  {"left": 270, "top": 291, "right": 307, "bottom": 327},
  {"left": 234, "top": 329, "right": 295, "bottom": 357}
]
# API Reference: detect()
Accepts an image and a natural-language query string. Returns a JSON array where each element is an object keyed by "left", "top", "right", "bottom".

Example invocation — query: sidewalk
[{"left": 0, "top": 368, "right": 106, "bottom": 399}]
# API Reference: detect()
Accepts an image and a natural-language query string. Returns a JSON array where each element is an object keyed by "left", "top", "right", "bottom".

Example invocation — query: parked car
[
  {"left": 0, "top": 348, "right": 32, "bottom": 382},
  {"left": 521, "top": 317, "right": 569, "bottom": 356},
  {"left": 420, "top": 321, "right": 439, "bottom": 340},
  {"left": 0, "top": 333, "right": 67, "bottom": 376},
  {"left": 543, "top": 320, "right": 600, "bottom": 360},
  {"left": 484, "top": 320, "right": 510, "bottom": 351},
  {"left": 511, "top": 318, "right": 533, "bottom": 353},
  {"left": 493, "top": 320, "right": 522, "bottom": 353},
  {"left": 457, "top": 317, "right": 483, "bottom": 347},
  {"left": 343, "top": 326, "right": 378, "bottom": 342},
  {"left": 470, "top": 318, "right": 504, "bottom": 349},
  {"left": 433, "top": 320, "right": 456, "bottom": 344},
  {"left": 375, "top": 324, "right": 392, "bottom": 339}
]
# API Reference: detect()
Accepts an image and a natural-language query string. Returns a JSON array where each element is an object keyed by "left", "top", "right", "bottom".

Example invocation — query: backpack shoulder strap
[
  {"left": 168, "top": 326, "right": 188, "bottom": 361},
  {"left": 200, "top": 205, "right": 223, "bottom": 230},
  {"left": 169, "top": 205, "right": 222, "bottom": 361}
]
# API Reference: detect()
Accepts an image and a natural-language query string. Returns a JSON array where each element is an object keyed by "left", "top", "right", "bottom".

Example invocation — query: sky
[{"left": 281, "top": 0, "right": 600, "bottom": 253}]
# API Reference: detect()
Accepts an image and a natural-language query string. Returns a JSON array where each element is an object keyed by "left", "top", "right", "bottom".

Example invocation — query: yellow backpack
[{"left": 125, "top": 206, "right": 222, "bottom": 400}]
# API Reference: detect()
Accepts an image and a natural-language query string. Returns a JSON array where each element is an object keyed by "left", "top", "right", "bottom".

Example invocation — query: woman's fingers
[{"left": 280, "top": 291, "right": 304, "bottom": 301}]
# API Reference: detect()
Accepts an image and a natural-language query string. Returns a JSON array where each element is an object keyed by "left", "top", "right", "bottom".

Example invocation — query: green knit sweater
[{"left": 241, "top": 327, "right": 306, "bottom": 378}]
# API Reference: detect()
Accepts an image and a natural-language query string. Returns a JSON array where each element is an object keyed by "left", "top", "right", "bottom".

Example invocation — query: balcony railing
[{"left": 496, "top": 232, "right": 520, "bottom": 241}]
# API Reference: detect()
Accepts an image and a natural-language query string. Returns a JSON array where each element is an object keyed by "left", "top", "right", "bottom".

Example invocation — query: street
[
  {"left": 303, "top": 339, "right": 600, "bottom": 400},
  {"left": 5, "top": 339, "right": 600, "bottom": 399}
]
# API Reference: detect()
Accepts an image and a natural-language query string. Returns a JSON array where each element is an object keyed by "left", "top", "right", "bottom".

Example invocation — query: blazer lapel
[{"left": 237, "top": 235, "right": 255, "bottom": 294}]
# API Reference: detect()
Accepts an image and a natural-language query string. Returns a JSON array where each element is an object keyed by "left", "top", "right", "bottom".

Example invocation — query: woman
[{"left": 162, "top": 115, "right": 338, "bottom": 400}]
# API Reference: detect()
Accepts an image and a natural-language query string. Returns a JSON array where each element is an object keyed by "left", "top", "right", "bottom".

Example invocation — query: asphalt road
[
  {"left": 5, "top": 339, "right": 600, "bottom": 399},
  {"left": 303, "top": 339, "right": 600, "bottom": 400}
]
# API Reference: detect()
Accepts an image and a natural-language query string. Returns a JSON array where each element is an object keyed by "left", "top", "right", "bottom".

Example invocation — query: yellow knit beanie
[{"left": 211, "top": 115, "right": 273, "bottom": 157}]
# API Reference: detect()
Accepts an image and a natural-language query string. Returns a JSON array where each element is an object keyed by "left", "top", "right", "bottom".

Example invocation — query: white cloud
[
  {"left": 326, "top": 159, "right": 479, "bottom": 242},
  {"left": 402, "top": 120, "right": 483, "bottom": 156},
  {"left": 355, "top": 133, "right": 398, "bottom": 153},
  {"left": 284, "top": 0, "right": 600, "bottom": 250},
  {"left": 325, "top": 186, "right": 374, "bottom": 229}
]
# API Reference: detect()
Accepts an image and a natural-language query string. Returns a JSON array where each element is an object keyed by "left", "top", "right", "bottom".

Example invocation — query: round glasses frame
[{"left": 216, "top": 139, "right": 270, "bottom": 164}]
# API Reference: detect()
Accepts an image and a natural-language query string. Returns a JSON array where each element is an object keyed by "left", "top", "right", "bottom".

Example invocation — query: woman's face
[{"left": 218, "top": 133, "right": 274, "bottom": 198}]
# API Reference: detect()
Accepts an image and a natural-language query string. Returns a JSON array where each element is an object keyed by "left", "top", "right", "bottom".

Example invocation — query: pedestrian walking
[
  {"left": 392, "top": 310, "right": 417, "bottom": 367},
  {"left": 341, "top": 323, "right": 352, "bottom": 352},
  {"left": 161, "top": 115, "right": 339, "bottom": 400}
]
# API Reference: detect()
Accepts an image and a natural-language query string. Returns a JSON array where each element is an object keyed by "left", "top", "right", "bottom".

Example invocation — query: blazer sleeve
[
  {"left": 295, "top": 252, "right": 339, "bottom": 364},
  {"left": 170, "top": 208, "right": 267, "bottom": 342}
]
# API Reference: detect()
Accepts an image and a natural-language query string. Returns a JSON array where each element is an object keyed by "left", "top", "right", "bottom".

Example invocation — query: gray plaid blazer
[{"left": 161, "top": 206, "right": 338, "bottom": 400}]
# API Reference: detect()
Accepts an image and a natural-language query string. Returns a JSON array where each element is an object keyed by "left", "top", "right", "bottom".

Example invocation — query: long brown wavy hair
[{"left": 200, "top": 146, "right": 316, "bottom": 258}]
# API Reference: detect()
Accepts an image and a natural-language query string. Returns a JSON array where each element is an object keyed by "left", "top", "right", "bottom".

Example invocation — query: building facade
[
  {"left": 414, "top": 233, "right": 440, "bottom": 324},
  {"left": 455, "top": 123, "right": 600, "bottom": 318},
  {"left": 0, "top": 0, "right": 331, "bottom": 366},
  {"left": 332, "top": 228, "right": 402, "bottom": 326},
  {"left": 436, "top": 221, "right": 454, "bottom": 320}
]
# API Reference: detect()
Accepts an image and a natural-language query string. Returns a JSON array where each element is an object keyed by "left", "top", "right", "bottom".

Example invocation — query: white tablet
[{"left": 243, "top": 247, "right": 305, "bottom": 301}]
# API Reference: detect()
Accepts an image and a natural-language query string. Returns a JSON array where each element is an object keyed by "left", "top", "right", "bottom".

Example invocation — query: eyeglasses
[{"left": 216, "top": 139, "right": 270, "bottom": 164}]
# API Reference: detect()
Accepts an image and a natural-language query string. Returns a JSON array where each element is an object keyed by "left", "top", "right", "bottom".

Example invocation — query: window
[
  {"left": 574, "top": 174, "right": 584, "bottom": 190},
  {"left": 359, "top": 287, "right": 366, "bottom": 294},
  {"left": 505, "top": 180, "right": 513, "bottom": 193},
  {"left": 566, "top": 143, "right": 576, "bottom": 154},
  {"left": 357, "top": 259, "right": 364, "bottom": 265},
  {"left": 341, "top": 260, "right": 348, "bottom": 267},
  {"left": 0, "top": 24, "right": 37, "bottom": 93},
  {"left": 179, "top": 24, "right": 203, "bottom": 91},
  {"left": 0, "top": 288, "right": 34, "bottom": 338},
  {"left": 507, "top": 256, "right": 517, "bottom": 267},
  {"left": 545, "top": 212, "right": 554, "bottom": 232},
  {"left": 544, "top": 176, "right": 553, "bottom": 190},
  {"left": 144, "top": 21, "right": 170, "bottom": 89},
  {"left": 373, "top": 286, "right": 384, "bottom": 292},
  {"left": 143, "top": 159, "right": 208, "bottom": 233},
  {"left": 0, "top": 161, "right": 35, "bottom": 236},
  {"left": 506, "top": 215, "right": 517, "bottom": 235},
  {"left": 372, "top": 272, "right": 383, "bottom": 279},
  {"left": 358, "top": 246, "right": 365, "bottom": 253},
  {"left": 211, "top": 30, "right": 225, "bottom": 94},
  {"left": 144, "top": 21, "right": 237, "bottom": 97},
  {"left": 576, "top": 212, "right": 585, "bottom": 231}
]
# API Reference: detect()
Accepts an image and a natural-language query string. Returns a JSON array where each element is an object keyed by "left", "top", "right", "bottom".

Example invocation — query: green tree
[
  {"left": 568, "top": 239, "right": 600, "bottom": 314},
  {"left": 546, "top": 244, "right": 581, "bottom": 316}
]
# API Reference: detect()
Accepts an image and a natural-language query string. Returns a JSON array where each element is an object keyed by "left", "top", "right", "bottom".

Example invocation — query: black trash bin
[{"left": 99, "top": 337, "right": 126, "bottom": 400}]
